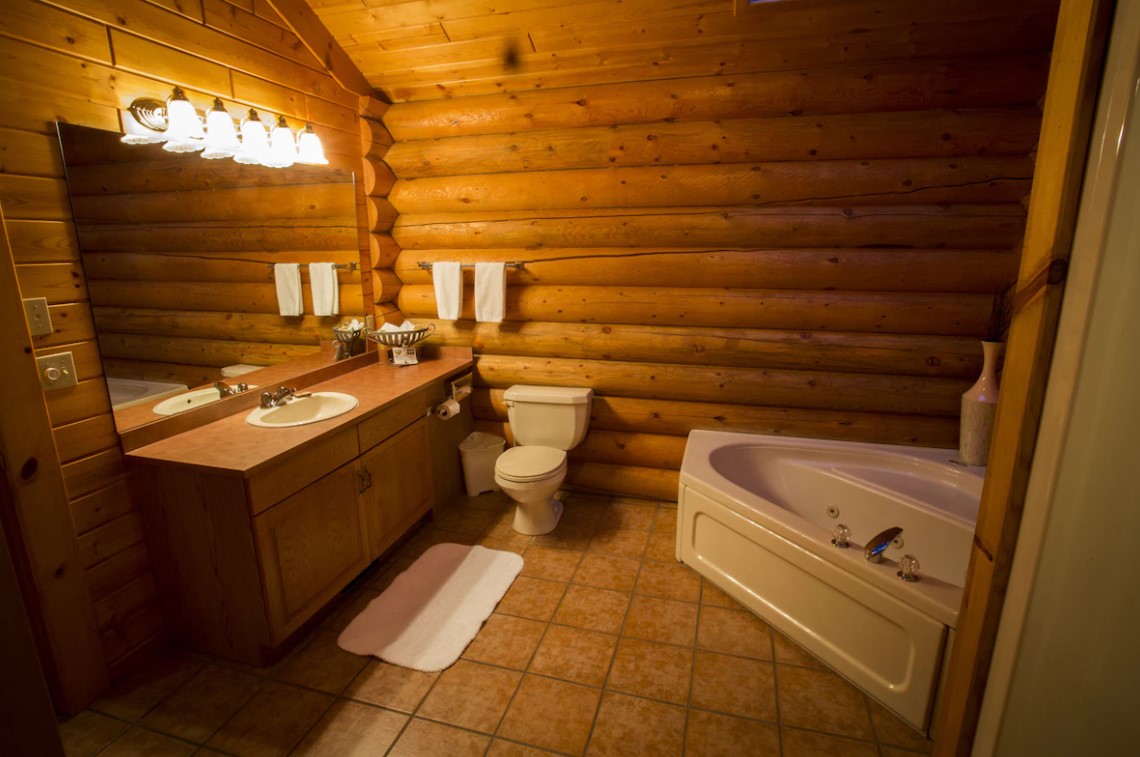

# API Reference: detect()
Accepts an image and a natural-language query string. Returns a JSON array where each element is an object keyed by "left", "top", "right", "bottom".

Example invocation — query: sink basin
[
  {"left": 152, "top": 385, "right": 259, "bottom": 416},
  {"left": 245, "top": 392, "right": 358, "bottom": 428}
]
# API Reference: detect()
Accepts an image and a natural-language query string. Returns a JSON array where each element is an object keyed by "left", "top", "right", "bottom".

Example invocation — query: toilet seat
[{"left": 495, "top": 446, "right": 566, "bottom": 482}]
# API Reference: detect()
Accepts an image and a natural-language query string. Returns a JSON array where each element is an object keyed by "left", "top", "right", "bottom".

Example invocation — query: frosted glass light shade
[
  {"left": 201, "top": 98, "right": 240, "bottom": 159},
  {"left": 162, "top": 87, "right": 204, "bottom": 153},
  {"left": 296, "top": 123, "right": 328, "bottom": 165},
  {"left": 263, "top": 116, "right": 296, "bottom": 168},
  {"left": 234, "top": 110, "right": 270, "bottom": 165}
]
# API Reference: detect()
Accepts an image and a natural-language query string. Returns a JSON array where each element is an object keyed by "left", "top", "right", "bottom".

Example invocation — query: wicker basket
[{"left": 366, "top": 323, "right": 435, "bottom": 348}]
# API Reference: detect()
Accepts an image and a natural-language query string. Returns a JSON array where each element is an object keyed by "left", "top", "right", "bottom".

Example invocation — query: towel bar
[
  {"left": 417, "top": 261, "right": 525, "bottom": 271},
  {"left": 267, "top": 261, "right": 358, "bottom": 271}
]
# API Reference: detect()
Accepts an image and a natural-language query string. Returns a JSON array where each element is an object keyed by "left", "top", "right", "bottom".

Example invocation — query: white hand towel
[
  {"left": 309, "top": 263, "right": 339, "bottom": 317},
  {"left": 432, "top": 261, "right": 463, "bottom": 320},
  {"left": 475, "top": 262, "right": 506, "bottom": 323},
  {"left": 274, "top": 263, "right": 302, "bottom": 316}
]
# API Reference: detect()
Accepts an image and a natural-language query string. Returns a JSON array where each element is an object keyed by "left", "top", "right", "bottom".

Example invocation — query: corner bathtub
[
  {"left": 106, "top": 377, "right": 188, "bottom": 411},
  {"left": 677, "top": 430, "right": 982, "bottom": 733}
]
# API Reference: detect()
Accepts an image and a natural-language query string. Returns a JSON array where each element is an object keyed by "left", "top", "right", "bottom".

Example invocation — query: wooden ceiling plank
[{"left": 264, "top": 0, "right": 375, "bottom": 95}]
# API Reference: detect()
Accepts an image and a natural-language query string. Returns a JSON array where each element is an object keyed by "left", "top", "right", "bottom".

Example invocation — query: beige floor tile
[
  {"left": 389, "top": 718, "right": 490, "bottom": 757},
  {"left": 653, "top": 508, "right": 678, "bottom": 534},
  {"left": 691, "top": 651, "right": 777, "bottom": 721},
  {"left": 58, "top": 710, "right": 129, "bottom": 757},
  {"left": 486, "top": 739, "right": 561, "bottom": 756},
  {"left": 560, "top": 493, "right": 610, "bottom": 520},
  {"left": 497, "top": 675, "right": 601, "bottom": 755},
  {"left": 478, "top": 532, "right": 534, "bottom": 554},
  {"left": 552, "top": 584, "right": 631, "bottom": 634},
  {"left": 205, "top": 682, "right": 333, "bottom": 757},
  {"left": 623, "top": 595, "right": 698, "bottom": 646},
  {"left": 587, "top": 691, "right": 685, "bottom": 756},
  {"left": 533, "top": 521, "right": 596, "bottom": 551},
  {"left": 496, "top": 576, "right": 567, "bottom": 621},
  {"left": 275, "top": 629, "right": 370, "bottom": 694},
  {"left": 98, "top": 727, "right": 196, "bottom": 756},
  {"left": 881, "top": 747, "right": 937, "bottom": 757},
  {"left": 588, "top": 526, "right": 650, "bottom": 558},
  {"left": 644, "top": 531, "right": 677, "bottom": 562},
  {"left": 140, "top": 665, "right": 263, "bottom": 743},
  {"left": 607, "top": 637, "right": 693, "bottom": 705},
  {"left": 572, "top": 552, "right": 640, "bottom": 592},
  {"left": 417, "top": 660, "right": 522, "bottom": 733},
  {"left": 344, "top": 660, "right": 438, "bottom": 712},
  {"left": 432, "top": 505, "right": 499, "bottom": 535},
  {"left": 685, "top": 709, "right": 781, "bottom": 756},
  {"left": 773, "top": 632, "right": 828, "bottom": 669},
  {"left": 290, "top": 700, "right": 407, "bottom": 756},
  {"left": 697, "top": 605, "right": 773, "bottom": 660},
  {"left": 459, "top": 492, "right": 514, "bottom": 511},
  {"left": 91, "top": 653, "right": 204, "bottom": 721},
  {"left": 463, "top": 613, "right": 547, "bottom": 670},
  {"left": 520, "top": 544, "right": 584, "bottom": 582},
  {"left": 322, "top": 588, "right": 381, "bottom": 632},
  {"left": 869, "top": 699, "right": 934, "bottom": 753},
  {"left": 399, "top": 527, "right": 477, "bottom": 558},
  {"left": 485, "top": 511, "right": 526, "bottom": 541},
  {"left": 598, "top": 501, "right": 658, "bottom": 531},
  {"left": 781, "top": 727, "right": 879, "bottom": 757},
  {"left": 777, "top": 665, "right": 874, "bottom": 740},
  {"left": 635, "top": 560, "right": 700, "bottom": 602},
  {"left": 698, "top": 579, "right": 740, "bottom": 609},
  {"left": 529, "top": 625, "right": 617, "bottom": 686}
]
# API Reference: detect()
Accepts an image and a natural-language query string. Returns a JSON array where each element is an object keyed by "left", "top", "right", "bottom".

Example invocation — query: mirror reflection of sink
[
  {"left": 245, "top": 392, "right": 358, "bottom": 428},
  {"left": 152, "top": 387, "right": 256, "bottom": 416}
]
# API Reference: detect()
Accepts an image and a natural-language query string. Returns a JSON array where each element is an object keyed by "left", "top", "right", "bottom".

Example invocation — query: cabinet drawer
[
  {"left": 246, "top": 428, "right": 358, "bottom": 516},
  {"left": 357, "top": 386, "right": 432, "bottom": 453}
]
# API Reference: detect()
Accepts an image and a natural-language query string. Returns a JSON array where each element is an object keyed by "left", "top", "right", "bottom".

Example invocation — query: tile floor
[{"left": 59, "top": 491, "right": 935, "bottom": 757}]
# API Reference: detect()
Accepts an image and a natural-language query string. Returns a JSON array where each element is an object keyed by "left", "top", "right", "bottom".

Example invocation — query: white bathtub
[
  {"left": 677, "top": 430, "right": 982, "bottom": 733},
  {"left": 106, "top": 377, "right": 188, "bottom": 411}
]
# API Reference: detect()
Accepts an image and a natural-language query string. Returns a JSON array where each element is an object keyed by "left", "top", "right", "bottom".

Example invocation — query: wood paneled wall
[
  {"left": 60, "top": 124, "right": 361, "bottom": 388},
  {"left": 378, "top": 15, "right": 1057, "bottom": 499},
  {"left": 0, "top": 0, "right": 362, "bottom": 693}
]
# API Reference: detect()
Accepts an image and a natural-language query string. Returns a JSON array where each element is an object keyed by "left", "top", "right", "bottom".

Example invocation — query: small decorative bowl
[{"left": 366, "top": 323, "right": 435, "bottom": 348}]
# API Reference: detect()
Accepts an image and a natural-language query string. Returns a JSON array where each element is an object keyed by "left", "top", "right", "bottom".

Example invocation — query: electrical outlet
[
  {"left": 22, "top": 297, "right": 53, "bottom": 337},
  {"left": 36, "top": 352, "right": 77, "bottom": 391}
]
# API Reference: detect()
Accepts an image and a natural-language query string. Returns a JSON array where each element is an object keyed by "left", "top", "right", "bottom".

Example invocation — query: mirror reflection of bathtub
[{"left": 105, "top": 377, "right": 188, "bottom": 411}]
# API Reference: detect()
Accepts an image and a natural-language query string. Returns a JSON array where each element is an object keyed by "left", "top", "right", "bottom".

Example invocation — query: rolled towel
[
  {"left": 274, "top": 263, "right": 302, "bottom": 316},
  {"left": 432, "top": 261, "right": 463, "bottom": 320},
  {"left": 310, "top": 263, "right": 339, "bottom": 316},
  {"left": 474, "top": 262, "right": 506, "bottom": 323}
]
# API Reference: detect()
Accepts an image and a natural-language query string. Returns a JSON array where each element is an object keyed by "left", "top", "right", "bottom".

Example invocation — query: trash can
[{"left": 459, "top": 432, "right": 506, "bottom": 497}]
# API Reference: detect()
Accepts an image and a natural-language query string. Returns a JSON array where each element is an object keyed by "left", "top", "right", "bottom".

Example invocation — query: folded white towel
[
  {"left": 274, "top": 263, "right": 302, "bottom": 316},
  {"left": 432, "top": 261, "right": 463, "bottom": 321},
  {"left": 475, "top": 262, "right": 506, "bottom": 323},
  {"left": 310, "top": 263, "right": 339, "bottom": 317}
]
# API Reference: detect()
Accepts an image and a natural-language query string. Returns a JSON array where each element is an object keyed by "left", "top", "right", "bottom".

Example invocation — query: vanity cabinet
[{"left": 129, "top": 375, "right": 453, "bottom": 665}]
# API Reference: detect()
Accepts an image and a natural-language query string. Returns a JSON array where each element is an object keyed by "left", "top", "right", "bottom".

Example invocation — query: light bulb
[
  {"left": 162, "top": 87, "right": 204, "bottom": 153},
  {"left": 234, "top": 110, "right": 269, "bottom": 165},
  {"left": 201, "top": 98, "right": 240, "bottom": 159},
  {"left": 296, "top": 123, "right": 328, "bottom": 165},
  {"left": 263, "top": 116, "right": 296, "bottom": 168}
]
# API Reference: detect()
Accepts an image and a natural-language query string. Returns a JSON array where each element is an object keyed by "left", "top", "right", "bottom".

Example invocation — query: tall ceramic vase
[{"left": 959, "top": 341, "right": 1001, "bottom": 466}]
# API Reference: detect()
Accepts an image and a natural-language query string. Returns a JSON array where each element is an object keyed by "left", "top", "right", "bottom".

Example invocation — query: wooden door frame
[{"left": 932, "top": 0, "right": 1113, "bottom": 752}]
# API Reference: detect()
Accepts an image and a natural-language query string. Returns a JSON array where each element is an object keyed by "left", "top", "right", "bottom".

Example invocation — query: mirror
[{"left": 56, "top": 123, "right": 368, "bottom": 444}]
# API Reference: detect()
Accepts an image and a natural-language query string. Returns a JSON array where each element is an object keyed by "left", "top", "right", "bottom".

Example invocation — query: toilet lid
[{"left": 496, "top": 446, "right": 566, "bottom": 482}]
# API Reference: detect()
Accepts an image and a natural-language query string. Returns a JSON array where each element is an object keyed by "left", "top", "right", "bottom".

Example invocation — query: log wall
[
  {"left": 0, "top": 0, "right": 363, "bottom": 691},
  {"left": 381, "top": 24, "right": 1057, "bottom": 499}
]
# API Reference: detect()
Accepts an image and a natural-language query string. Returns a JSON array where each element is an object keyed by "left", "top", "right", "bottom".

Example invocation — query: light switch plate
[
  {"left": 23, "top": 297, "right": 53, "bottom": 337},
  {"left": 36, "top": 352, "right": 77, "bottom": 391}
]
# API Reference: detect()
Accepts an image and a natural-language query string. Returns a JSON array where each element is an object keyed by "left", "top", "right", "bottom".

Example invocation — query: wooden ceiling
[{"left": 305, "top": 0, "right": 1061, "bottom": 102}]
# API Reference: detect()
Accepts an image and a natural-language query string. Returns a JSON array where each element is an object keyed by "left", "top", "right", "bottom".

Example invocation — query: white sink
[
  {"left": 245, "top": 392, "right": 358, "bottom": 428},
  {"left": 152, "top": 385, "right": 258, "bottom": 416}
]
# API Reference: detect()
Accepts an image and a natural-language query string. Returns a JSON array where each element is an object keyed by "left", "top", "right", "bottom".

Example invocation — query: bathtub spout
[{"left": 864, "top": 527, "right": 903, "bottom": 563}]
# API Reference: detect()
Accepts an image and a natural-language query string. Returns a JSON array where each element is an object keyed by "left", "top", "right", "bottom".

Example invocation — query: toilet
[{"left": 493, "top": 384, "right": 593, "bottom": 535}]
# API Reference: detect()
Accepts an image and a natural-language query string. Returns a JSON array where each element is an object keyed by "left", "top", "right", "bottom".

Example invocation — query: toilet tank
[{"left": 504, "top": 385, "right": 593, "bottom": 450}]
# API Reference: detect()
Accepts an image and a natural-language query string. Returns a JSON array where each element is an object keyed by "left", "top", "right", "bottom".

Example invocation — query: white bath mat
[{"left": 337, "top": 543, "right": 524, "bottom": 672}]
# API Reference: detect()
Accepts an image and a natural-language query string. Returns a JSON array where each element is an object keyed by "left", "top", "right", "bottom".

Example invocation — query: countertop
[{"left": 125, "top": 346, "right": 473, "bottom": 477}]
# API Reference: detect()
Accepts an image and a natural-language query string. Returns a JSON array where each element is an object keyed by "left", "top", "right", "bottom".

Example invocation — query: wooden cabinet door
[
  {"left": 359, "top": 417, "right": 435, "bottom": 560},
  {"left": 253, "top": 462, "right": 368, "bottom": 642}
]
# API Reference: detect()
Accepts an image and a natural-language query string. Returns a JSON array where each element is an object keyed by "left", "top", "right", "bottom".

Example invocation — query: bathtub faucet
[{"left": 864, "top": 527, "right": 903, "bottom": 563}]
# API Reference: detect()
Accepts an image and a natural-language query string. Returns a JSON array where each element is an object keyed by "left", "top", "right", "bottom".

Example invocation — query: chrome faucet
[
  {"left": 260, "top": 386, "right": 298, "bottom": 408},
  {"left": 864, "top": 527, "right": 903, "bottom": 563},
  {"left": 214, "top": 381, "right": 248, "bottom": 398}
]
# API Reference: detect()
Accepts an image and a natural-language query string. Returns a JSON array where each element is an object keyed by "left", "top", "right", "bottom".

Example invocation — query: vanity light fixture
[{"left": 121, "top": 89, "right": 329, "bottom": 168}]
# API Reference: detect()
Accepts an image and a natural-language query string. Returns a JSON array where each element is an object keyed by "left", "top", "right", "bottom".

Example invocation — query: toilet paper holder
[{"left": 450, "top": 373, "right": 473, "bottom": 403}]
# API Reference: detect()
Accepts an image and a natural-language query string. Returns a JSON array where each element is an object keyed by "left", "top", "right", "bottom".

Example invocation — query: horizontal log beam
[
  {"left": 473, "top": 355, "right": 969, "bottom": 416},
  {"left": 362, "top": 158, "right": 397, "bottom": 196},
  {"left": 400, "top": 285, "right": 990, "bottom": 336},
  {"left": 366, "top": 196, "right": 397, "bottom": 232},
  {"left": 63, "top": 160, "right": 354, "bottom": 197},
  {"left": 92, "top": 307, "right": 331, "bottom": 345},
  {"left": 70, "top": 185, "right": 356, "bottom": 223},
  {"left": 88, "top": 280, "right": 366, "bottom": 315},
  {"left": 384, "top": 108, "right": 1043, "bottom": 178},
  {"left": 76, "top": 220, "right": 358, "bottom": 252},
  {"left": 97, "top": 333, "right": 320, "bottom": 367},
  {"left": 382, "top": 56, "right": 1048, "bottom": 139},
  {"left": 565, "top": 461, "right": 679, "bottom": 501},
  {"left": 418, "top": 320, "right": 981, "bottom": 377},
  {"left": 389, "top": 156, "right": 1034, "bottom": 214},
  {"left": 393, "top": 204, "right": 1027, "bottom": 250},
  {"left": 475, "top": 420, "right": 686, "bottom": 470},
  {"left": 394, "top": 247, "right": 1018, "bottom": 293},
  {"left": 80, "top": 251, "right": 362, "bottom": 284},
  {"left": 370, "top": 233, "right": 401, "bottom": 269}
]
